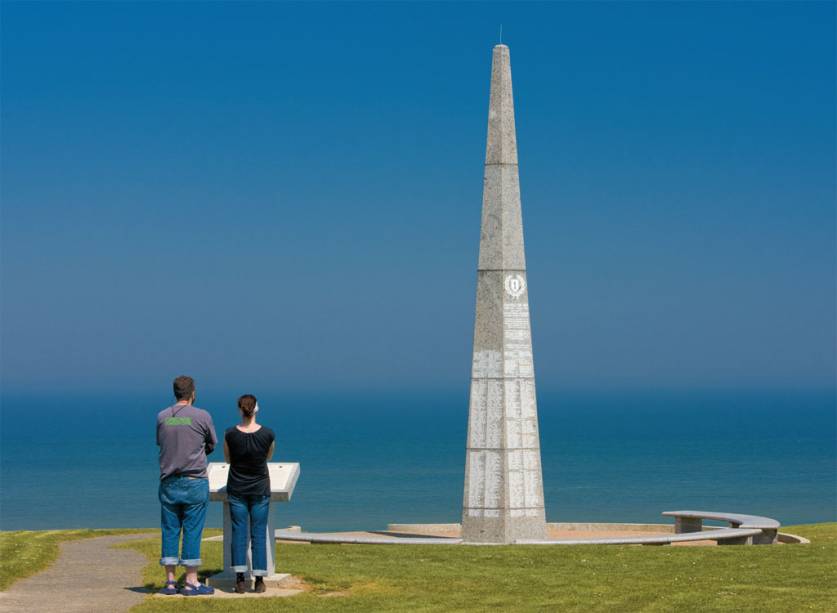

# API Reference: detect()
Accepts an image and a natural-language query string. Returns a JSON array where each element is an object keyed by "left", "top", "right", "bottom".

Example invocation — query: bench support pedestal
[
  {"left": 751, "top": 529, "right": 778, "bottom": 545},
  {"left": 674, "top": 517, "right": 703, "bottom": 533}
]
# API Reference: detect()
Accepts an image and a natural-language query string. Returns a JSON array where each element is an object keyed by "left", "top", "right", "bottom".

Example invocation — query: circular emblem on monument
[{"left": 504, "top": 274, "right": 526, "bottom": 299}]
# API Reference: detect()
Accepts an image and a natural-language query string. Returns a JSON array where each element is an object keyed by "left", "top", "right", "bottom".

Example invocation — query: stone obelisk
[{"left": 462, "top": 44, "right": 547, "bottom": 543}]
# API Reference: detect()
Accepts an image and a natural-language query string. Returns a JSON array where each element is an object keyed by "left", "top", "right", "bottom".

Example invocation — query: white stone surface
[{"left": 208, "top": 462, "right": 300, "bottom": 502}]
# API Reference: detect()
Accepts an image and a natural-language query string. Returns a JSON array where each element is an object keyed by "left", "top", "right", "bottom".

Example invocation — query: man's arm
[
  {"left": 204, "top": 414, "right": 218, "bottom": 455},
  {"left": 224, "top": 439, "right": 231, "bottom": 463}
]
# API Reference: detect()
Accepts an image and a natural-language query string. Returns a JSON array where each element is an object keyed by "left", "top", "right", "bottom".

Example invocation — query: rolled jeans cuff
[
  {"left": 251, "top": 569, "right": 269, "bottom": 577},
  {"left": 159, "top": 557, "right": 179, "bottom": 566},
  {"left": 180, "top": 558, "right": 202, "bottom": 567},
  {"left": 231, "top": 565, "right": 248, "bottom": 573}
]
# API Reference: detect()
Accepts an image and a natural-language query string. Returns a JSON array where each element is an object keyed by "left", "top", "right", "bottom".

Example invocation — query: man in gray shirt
[{"left": 156, "top": 375, "right": 217, "bottom": 596}]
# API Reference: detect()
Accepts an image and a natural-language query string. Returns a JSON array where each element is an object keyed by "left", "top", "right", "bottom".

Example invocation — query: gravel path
[{"left": 0, "top": 534, "right": 153, "bottom": 613}]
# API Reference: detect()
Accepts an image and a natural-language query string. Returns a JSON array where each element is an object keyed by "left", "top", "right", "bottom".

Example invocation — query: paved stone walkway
[{"left": 0, "top": 534, "right": 153, "bottom": 613}]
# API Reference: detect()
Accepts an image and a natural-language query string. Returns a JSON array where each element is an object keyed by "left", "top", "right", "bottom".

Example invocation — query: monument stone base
[{"left": 462, "top": 513, "right": 547, "bottom": 544}]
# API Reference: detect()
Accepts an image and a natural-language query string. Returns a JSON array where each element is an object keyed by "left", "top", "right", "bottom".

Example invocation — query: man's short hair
[{"left": 173, "top": 375, "right": 195, "bottom": 401}]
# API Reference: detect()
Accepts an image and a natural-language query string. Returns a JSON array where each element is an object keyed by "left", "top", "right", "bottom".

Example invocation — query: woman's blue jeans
[
  {"left": 228, "top": 494, "right": 271, "bottom": 575},
  {"left": 158, "top": 476, "right": 209, "bottom": 567}
]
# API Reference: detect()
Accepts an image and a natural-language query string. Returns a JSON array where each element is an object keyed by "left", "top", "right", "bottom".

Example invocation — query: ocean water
[{"left": 1, "top": 389, "right": 834, "bottom": 531}]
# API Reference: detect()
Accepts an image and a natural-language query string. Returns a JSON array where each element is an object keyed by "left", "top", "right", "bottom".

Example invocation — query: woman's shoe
[
  {"left": 254, "top": 577, "right": 266, "bottom": 593},
  {"left": 158, "top": 580, "right": 178, "bottom": 595},
  {"left": 235, "top": 573, "right": 246, "bottom": 594},
  {"left": 181, "top": 582, "right": 215, "bottom": 596}
]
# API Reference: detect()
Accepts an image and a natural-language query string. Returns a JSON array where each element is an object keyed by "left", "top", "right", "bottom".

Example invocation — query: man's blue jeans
[
  {"left": 159, "top": 476, "right": 209, "bottom": 567},
  {"left": 228, "top": 494, "right": 271, "bottom": 575}
]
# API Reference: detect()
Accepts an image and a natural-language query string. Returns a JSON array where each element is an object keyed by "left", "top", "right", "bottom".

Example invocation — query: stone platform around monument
[
  {"left": 268, "top": 525, "right": 738, "bottom": 546},
  {"left": 272, "top": 523, "right": 674, "bottom": 546},
  {"left": 271, "top": 512, "right": 798, "bottom": 546}
]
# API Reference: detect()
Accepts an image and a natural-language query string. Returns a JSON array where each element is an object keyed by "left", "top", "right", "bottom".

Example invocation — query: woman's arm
[
  {"left": 266, "top": 441, "right": 275, "bottom": 461},
  {"left": 224, "top": 439, "right": 230, "bottom": 463}
]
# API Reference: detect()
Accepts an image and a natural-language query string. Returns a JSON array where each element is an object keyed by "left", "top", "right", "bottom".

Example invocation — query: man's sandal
[
  {"left": 158, "top": 580, "right": 178, "bottom": 595},
  {"left": 181, "top": 582, "right": 215, "bottom": 596}
]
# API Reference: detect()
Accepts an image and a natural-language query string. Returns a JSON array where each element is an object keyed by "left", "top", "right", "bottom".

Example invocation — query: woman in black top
[{"left": 224, "top": 394, "right": 275, "bottom": 594}]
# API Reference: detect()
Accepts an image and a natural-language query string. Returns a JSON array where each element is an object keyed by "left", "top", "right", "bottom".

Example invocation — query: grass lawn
[
  {"left": 120, "top": 523, "right": 837, "bottom": 612},
  {"left": 0, "top": 528, "right": 147, "bottom": 591}
]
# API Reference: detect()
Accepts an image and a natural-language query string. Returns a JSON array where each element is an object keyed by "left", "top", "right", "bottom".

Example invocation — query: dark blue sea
[{"left": 1, "top": 389, "right": 835, "bottom": 530}]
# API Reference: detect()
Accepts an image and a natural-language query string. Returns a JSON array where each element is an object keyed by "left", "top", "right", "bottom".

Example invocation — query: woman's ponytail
[{"left": 238, "top": 394, "right": 257, "bottom": 418}]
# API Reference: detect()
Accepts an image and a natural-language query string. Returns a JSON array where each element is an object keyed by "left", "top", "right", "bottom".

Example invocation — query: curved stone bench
[
  {"left": 516, "top": 527, "right": 763, "bottom": 546},
  {"left": 662, "top": 510, "right": 780, "bottom": 545},
  {"left": 276, "top": 527, "right": 764, "bottom": 546},
  {"left": 272, "top": 511, "right": 784, "bottom": 546}
]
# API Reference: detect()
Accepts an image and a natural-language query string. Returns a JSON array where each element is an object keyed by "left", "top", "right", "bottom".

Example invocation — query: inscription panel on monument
[
  {"left": 466, "top": 450, "right": 503, "bottom": 513},
  {"left": 472, "top": 350, "right": 503, "bottom": 378},
  {"left": 503, "top": 302, "right": 533, "bottom": 377},
  {"left": 468, "top": 380, "right": 503, "bottom": 448},
  {"left": 505, "top": 379, "right": 536, "bottom": 419}
]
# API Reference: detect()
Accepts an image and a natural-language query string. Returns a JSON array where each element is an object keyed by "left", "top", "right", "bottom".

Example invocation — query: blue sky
[{"left": 2, "top": 1, "right": 834, "bottom": 394}]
